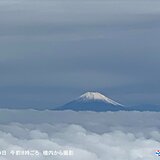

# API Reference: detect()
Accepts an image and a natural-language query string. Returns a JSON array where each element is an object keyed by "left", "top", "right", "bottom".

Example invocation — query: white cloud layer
[{"left": 0, "top": 110, "right": 160, "bottom": 160}]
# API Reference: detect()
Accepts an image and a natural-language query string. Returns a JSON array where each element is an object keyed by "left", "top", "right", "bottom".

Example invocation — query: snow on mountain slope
[{"left": 78, "top": 92, "right": 123, "bottom": 106}]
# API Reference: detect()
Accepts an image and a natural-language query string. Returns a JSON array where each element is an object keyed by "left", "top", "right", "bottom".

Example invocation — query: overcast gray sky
[{"left": 0, "top": 0, "right": 160, "bottom": 108}]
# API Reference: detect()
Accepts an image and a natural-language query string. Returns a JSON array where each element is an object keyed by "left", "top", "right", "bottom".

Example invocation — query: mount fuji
[{"left": 55, "top": 92, "right": 125, "bottom": 112}]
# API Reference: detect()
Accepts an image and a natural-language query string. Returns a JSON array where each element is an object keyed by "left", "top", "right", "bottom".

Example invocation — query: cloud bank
[{"left": 0, "top": 110, "right": 160, "bottom": 160}]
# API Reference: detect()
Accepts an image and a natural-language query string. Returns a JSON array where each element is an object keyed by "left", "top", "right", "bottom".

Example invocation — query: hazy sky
[{"left": 0, "top": 0, "right": 160, "bottom": 108}]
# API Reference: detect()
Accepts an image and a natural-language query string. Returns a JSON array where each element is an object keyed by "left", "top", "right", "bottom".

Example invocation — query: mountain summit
[
  {"left": 56, "top": 92, "right": 124, "bottom": 111},
  {"left": 78, "top": 92, "right": 123, "bottom": 106}
]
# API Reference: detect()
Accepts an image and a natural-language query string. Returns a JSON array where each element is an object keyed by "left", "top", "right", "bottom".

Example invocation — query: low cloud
[{"left": 0, "top": 110, "right": 160, "bottom": 160}]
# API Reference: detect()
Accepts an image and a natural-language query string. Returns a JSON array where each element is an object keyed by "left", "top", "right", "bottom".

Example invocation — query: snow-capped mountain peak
[
  {"left": 78, "top": 92, "right": 123, "bottom": 106},
  {"left": 55, "top": 91, "right": 125, "bottom": 111}
]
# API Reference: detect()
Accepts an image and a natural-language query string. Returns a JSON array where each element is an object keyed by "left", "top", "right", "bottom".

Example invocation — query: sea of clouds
[{"left": 0, "top": 109, "right": 160, "bottom": 160}]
